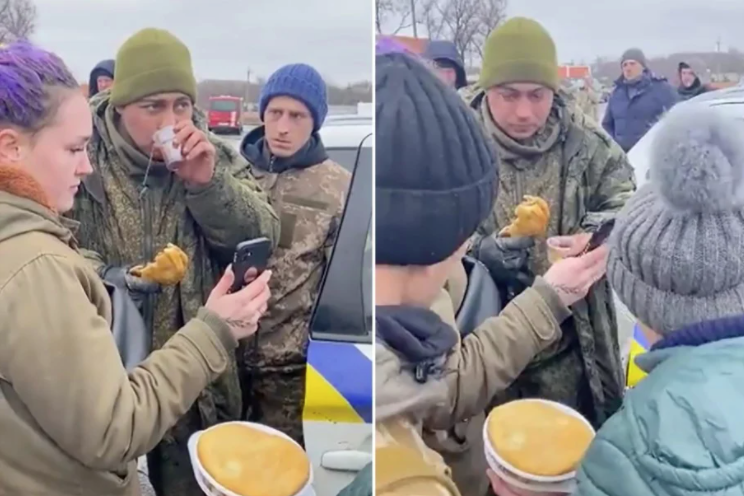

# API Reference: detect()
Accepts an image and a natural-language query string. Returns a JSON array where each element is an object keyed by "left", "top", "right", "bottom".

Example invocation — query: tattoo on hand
[
  {"left": 225, "top": 318, "right": 256, "bottom": 328},
  {"left": 551, "top": 284, "right": 584, "bottom": 298}
]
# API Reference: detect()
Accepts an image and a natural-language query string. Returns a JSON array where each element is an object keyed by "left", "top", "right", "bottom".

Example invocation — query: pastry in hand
[
  {"left": 197, "top": 423, "right": 310, "bottom": 496},
  {"left": 130, "top": 243, "right": 188, "bottom": 286},
  {"left": 499, "top": 195, "right": 550, "bottom": 238},
  {"left": 487, "top": 400, "right": 594, "bottom": 477}
]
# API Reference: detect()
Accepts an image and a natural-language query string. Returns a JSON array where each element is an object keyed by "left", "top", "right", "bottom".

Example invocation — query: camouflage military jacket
[
  {"left": 467, "top": 89, "right": 637, "bottom": 427},
  {"left": 68, "top": 93, "right": 280, "bottom": 429},
  {"left": 240, "top": 127, "right": 351, "bottom": 369}
]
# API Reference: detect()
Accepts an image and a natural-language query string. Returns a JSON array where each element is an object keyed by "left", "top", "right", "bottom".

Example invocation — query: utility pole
[
  {"left": 716, "top": 37, "right": 722, "bottom": 82},
  {"left": 245, "top": 68, "right": 251, "bottom": 110},
  {"left": 410, "top": 0, "right": 418, "bottom": 37}
]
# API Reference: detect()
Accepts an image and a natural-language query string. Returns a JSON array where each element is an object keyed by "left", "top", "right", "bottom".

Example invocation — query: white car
[{"left": 306, "top": 116, "right": 373, "bottom": 496}]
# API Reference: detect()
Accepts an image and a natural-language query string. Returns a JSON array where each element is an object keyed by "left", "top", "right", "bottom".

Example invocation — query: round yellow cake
[
  {"left": 487, "top": 401, "right": 594, "bottom": 477},
  {"left": 197, "top": 423, "right": 310, "bottom": 496}
]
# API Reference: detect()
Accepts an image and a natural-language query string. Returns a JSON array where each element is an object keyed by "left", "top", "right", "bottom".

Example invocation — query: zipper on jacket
[
  {"left": 141, "top": 191, "right": 155, "bottom": 334},
  {"left": 515, "top": 170, "right": 524, "bottom": 204},
  {"left": 139, "top": 152, "right": 156, "bottom": 335}
]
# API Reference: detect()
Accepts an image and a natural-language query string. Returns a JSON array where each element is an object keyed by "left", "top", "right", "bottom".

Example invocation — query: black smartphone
[
  {"left": 230, "top": 237, "right": 272, "bottom": 293},
  {"left": 583, "top": 219, "right": 616, "bottom": 254}
]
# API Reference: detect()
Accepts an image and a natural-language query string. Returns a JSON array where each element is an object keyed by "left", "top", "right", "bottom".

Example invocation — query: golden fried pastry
[
  {"left": 130, "top": 243, "right": 188, "bottom": 286},
  {"left": 197, "top": 423, "right": 310, "bottom": 496},
  {"left": 499, "top": 195, "right": 550, "bottom": 238},
  {"left": 487, "top": 401, "right": 594, "bottom": 477}
]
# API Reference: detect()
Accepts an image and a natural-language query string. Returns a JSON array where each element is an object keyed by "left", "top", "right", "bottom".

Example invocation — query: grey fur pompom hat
[{"left": 608, "top": 104, "right": 744, "bottom": 335}]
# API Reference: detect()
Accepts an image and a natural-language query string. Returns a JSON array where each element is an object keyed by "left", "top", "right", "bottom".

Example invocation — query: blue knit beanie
[{"left": 259, "top": 63, "right": 328, "bottom": 132}]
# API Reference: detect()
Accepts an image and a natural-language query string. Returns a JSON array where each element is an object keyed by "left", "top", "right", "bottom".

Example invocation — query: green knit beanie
[
  {"left": 111, "top": 28, "right": 197, "bottom": 107},
  {"left": 479, "top": 17, "right": 559, "bottom": 91}
]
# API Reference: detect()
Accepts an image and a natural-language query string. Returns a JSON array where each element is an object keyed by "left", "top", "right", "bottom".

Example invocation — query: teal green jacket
[{"left": 576, "top": 319, "right": 744, "bottom": 496}]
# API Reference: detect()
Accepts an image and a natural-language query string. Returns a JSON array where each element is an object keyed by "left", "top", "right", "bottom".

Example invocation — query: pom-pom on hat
[{"left": 607, "top": 104, "right": 744, "bottom": 335}]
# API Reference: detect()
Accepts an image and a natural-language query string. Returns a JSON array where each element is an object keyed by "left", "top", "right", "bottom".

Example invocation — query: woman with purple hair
[{"left": 0, "top": 42, "right": 271, "bottom": 495}]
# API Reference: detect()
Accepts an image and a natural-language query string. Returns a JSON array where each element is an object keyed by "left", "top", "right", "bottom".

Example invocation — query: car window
[
  {"left": 210, "top": 100, "right": 239, "bottom": 111},
  {"left": 309, "top": 135, "right": 373, "bottom": 343},
  {"left": 326, "top": 147, "right": 360, "bottom": 173}
]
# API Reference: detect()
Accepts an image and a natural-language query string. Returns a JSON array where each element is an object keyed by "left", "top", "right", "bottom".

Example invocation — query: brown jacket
[
  {"left": 0, "top": 165, "right": 237, "bottom": 496},
  {"left": 375, "top": 263, "right": 569, "bottom": 496},
  {"left": 425, "top": 263, "right": 570, "bottom": 495}
]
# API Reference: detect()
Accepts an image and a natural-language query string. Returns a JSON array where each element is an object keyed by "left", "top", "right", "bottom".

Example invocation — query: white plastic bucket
[
  {"left": 188, "top": 421, "right": 315, "bottom": 496},
  {"left": 483, "top": 399, "right": 595, "bottom": 494}
]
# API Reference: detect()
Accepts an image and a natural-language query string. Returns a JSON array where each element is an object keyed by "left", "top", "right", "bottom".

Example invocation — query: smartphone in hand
[
  {"left": 582, "top": 219, "right": 616, "bottom": 255},
  {"left": 230, "top": 237, "right": 272, "bottom": 293}
]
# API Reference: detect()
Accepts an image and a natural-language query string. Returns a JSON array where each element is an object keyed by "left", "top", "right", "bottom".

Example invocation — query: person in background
[
  {"left": 239, "top": 63, "right": 351, "bottom": 446},
  {"left": 424, "top": 40, "right": 468, "bottom": 90},
  {"left": 88, "top": 59, "right": 115, "bottom": 97},
  {"left": 68, "top": 28, "right": 280, "bottom": 496},
  {"left": 491, "top": 99, "right": 744, "bottom": 496},
  {"left": 575, "top": 79, "right": 599, "bottom": 121},
  {"left": 0, "top": 40, "right": 271, "bottom": 496},
  {"left": 602, "top": 48, "right": 678, "bottom": 152},
  {"left": 677, "top": 61, "right": 710, "bottom": 101},
  {"left": 463, "top": 16, "right": 634, "bottom": 439}
]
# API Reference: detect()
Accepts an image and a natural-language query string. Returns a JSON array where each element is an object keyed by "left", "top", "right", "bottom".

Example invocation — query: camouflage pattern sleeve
[
  {"left": 582, "top": 133, "right": 637, "bottom": 230},
  {"left": 185, "top": 139, "right": 281, "bottom": 263},
  {"left": 78, "top": 248, "right": 106, "bottom": 275}
]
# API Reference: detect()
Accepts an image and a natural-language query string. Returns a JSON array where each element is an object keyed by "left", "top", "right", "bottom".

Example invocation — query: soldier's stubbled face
[
  {"left": 264, "top": 96, "right": 314, "bottom": 158},
  {"left": 0, "top": 89, "right": 93, "bottom": 213},
  {"left": 486, "top": 83, "right": 554, "bottom": 140},
  {"left": 117, "top": 92, "right": 194, "bottom": 161}
]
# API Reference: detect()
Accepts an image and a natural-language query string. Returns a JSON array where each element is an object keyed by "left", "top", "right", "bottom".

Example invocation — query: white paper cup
[
  {"left": 483, "top": 399, "right": 595, "bottom": 494},
  {"left": 188, "top": 421, "right": 315, "bottom": 496},
  {"left": 153, "top": 125, "right": 183, "bottom": 169}
]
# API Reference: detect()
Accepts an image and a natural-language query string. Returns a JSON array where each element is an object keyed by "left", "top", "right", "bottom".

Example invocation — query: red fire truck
[{"left": 207, "top": 95, "right": 243, "bottom": 135}]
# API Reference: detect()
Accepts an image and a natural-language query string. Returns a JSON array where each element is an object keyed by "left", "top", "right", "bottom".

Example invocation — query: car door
[{"left": 303, "top": 135, "right": 373, "bottom": 496}]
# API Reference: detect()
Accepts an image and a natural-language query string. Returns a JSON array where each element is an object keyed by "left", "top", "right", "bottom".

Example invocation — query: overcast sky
[
  {"left": 32, "top": 0, "right": 373, "bottom": 85},
  {"left": 386, "top": 0, "right": 744, "bottom": 63}
]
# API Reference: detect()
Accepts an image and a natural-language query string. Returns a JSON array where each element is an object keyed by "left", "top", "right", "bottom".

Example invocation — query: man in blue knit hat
[{"left": 239, "top": 63, "right": 351, "bottom": 445}]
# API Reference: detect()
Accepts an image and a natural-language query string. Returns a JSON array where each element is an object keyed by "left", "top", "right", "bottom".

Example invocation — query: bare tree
[
  {"left": 418, "top": 0, "right": 506, "bottom": 62},
  {"left": 471, "top": 0, "right": 507, "bottom": 60},
  {"left": 375, "top": 0, "right": 413, "bottom": 35},
  {"left": 0, "top": 0, "right": 37, "bottom": 45}
]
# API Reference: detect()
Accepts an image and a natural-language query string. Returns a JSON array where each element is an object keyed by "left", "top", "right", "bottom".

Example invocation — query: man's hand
[
  {"left": 170, "top": 120, "right": 216, "bottom": 186},
  {"left": 471, "top": 235, "right": 535, "bottom": 286},
  {"left": 487, "top": 470, "right": 568, "bottom": 496}
]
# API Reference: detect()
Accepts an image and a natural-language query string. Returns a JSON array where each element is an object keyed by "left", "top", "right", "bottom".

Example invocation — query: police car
[
  {"left": 304, "top": 116, "right": 373, "bottom": 496},
  {"left": 622, "top": 87, "right": 744, "bottom": 387}
]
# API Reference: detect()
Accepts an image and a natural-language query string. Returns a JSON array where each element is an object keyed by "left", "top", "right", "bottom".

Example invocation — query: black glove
[
  {"left": 99, "top": 265, "right": 161, "bottom": 311},
  {"left": 470, "top": 235, "right": 535, "bottom": 299}
]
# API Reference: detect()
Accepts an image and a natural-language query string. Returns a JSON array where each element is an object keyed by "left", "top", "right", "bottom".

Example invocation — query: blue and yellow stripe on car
[
  {"left": 304, "top": 341, "right": 373, "bottom": 424},
  {"left": 626, "top": 324, "right": 650, "bottom": 388}
]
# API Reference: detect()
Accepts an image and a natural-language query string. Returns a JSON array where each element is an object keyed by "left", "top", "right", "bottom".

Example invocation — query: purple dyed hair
[
  {"left": 375, "top": 37, "right": 415, "bottom": 56},
  {"left": 0, "top": 41, "right": 79, "bottom": 133}
]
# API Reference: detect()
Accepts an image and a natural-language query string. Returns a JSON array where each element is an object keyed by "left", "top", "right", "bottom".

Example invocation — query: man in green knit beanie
[
  {"left": 67, "top": 28, "right": 280, "bottom": 496},
  {"left": 452, "top": 17, "right": 637, "bottom": 494}
]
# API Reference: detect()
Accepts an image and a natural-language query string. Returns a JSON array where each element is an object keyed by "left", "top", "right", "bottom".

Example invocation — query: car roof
[
  {"left": 319, "top": 118, "right": 373, "bottom": 149},
  {"left": 628, "top": 88, "right": 744, "bottom": 187}
]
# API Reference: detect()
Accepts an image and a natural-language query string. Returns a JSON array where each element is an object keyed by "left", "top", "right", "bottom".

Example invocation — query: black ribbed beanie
[{"left": 376, "top": 52, "right": 498, "bottom": 266}]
